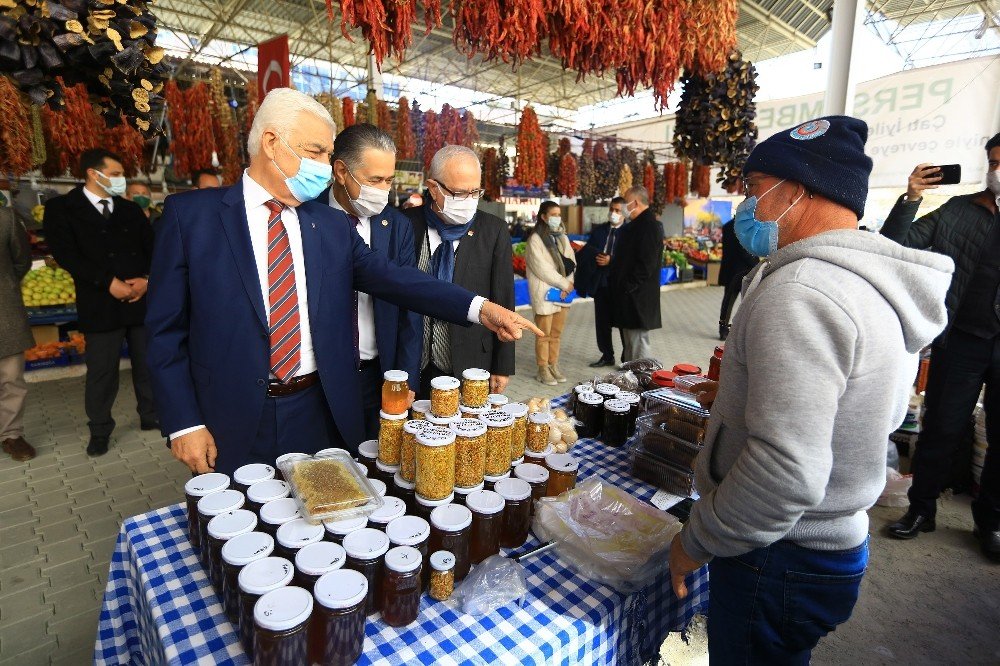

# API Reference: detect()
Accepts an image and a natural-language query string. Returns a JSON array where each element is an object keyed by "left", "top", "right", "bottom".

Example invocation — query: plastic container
[
  {"left": 428, "top": 551, "right": 455, "bottom": 602},
  {"left": 367, "top": 496, "right": 407, "bottom": 531},
  {"left": 380, "top": 546, "right": 423, "bottom": 627},
  {"left": 400, "top": 420, "right": 431, "bottom": 482},
  {"left": 378, "top": 410, "right": 408, "bottom": 465},
  {"left": 524, "top": 443, "right": 553, "bottom": 467},
  {"left": 392, "top": 473, "right": 417, "bottom": 515},
  {"left": 635, "top": 415, "right": 702, "bottom": 470},
  {"left": 278, "top": 452, "right": 383, "bottom": 524},
  {"left": 545, "top": 453, "right": 580, "bottom": 497},
  {"left": 430, "top": 376, "right": 461, "bottom": 418},
  {"left": 273, "top": 453, "right": 307, "bottom": 482},
  {"left": 197, "top": 489, "right": 245, "bottom": 568},
  {"left": 275, "top": 518, "right": 325, "bottom": 562},
  {"left": 429, "top": 504, "right": 473, "bottom": 581},
  {"left": 630, "top": 450, "right": 696, "bottom": 496},
  {"left": 184, "top": 473, "right": 230, "bottom": 550},
  {"left": 451, "top": 418, "right": 488, "bottom": 489},
  {"left": 221, "top": 531, "right": 274, "bottom": 626},
  {"left": 480, "top": 409, "right": 515, "bottom": 476},
  {"left": 494, "top": 478, "right": 532, "bottom": 549},
  {"left": 357, "top": 440, "right": 379, "bottom": 477},
  {"left": 293, "top": 541, "right": 345, "bottom": 593},
  {"left": 526, "top": 412, "right": 553, "bottom": 453},
  {"left": 575, "top": 392, "right": 604, "bottom": 439},
  {"left": 207, "top": 509, "right": 257, "bottom": 592},
  {"left": 483, "top": 471, "right": 510, "bottom": 492},
  {"left": 453, "top": 482, "right": 483, "bottom": 506},
  {"left": 323, "top": 515, "right": 367, "bottom": 546},
  {"left": 461, "top": 368, "right": 491, "bottom": 408},
  {"left": 467, "top": 490, "right": 505, "bottom": 564},
  {"left": 488, "top": 394, "right": 509, "bottom": 410},
  {"left": 513, "top": 463, "right": 549, "bottom": 514},
  {"left": 603, "top": 399, "right": 631, "bottom": 447},
  {"left": 382, "top": 370, "right": 410, "bottom": 415},
  {"left": 237, "top": 556, "right": 294, "bottom": 657},
  {"left": 232, "top": 464, "right": 275, "bottom": 495},
  {"left": 459, "top": 403, "right": 489, "bottom": 419},
  {"left": 252, "top": 586, "right": 313, "bottom": 666},
  {"left": 342, "top": 528, "right": 390, "bottom": 615},
  {"left": 410, "top": 399, "right": 431, "bottom": 420},
  {"left": 373, "top": 459, "right": 399, "bottom": 488},
  {"left": 386, "top": 515, "right": 431, "bottom": 589},
  {"left": 415, "top": 428, "right": 457, "bottom": 501},
  {"left": 500, "top": 402, "right": 529, "bottom": 461},
  {"left": 414, "top": 492, "right": 454, "bottom": 521},
  {"left": 595, "top": 383, "right": 620, "bottom": 401},
  {"left": 246, "top": 480, "right": 290, "bottom": 516},
  {"left": 258, "top": 498, "right": 302, "bottom": 538},
  {"left": 309, "top": 569, "right": 368, "bottom": 666}
]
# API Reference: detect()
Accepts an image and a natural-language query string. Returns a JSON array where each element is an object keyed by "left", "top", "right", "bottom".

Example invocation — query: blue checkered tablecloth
[{"left": 95, "top": 397, "right": 709, "bottom": 665}]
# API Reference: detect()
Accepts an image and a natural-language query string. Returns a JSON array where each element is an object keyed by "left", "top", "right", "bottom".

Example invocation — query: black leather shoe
[
  {"left": 86, "top": 436, "right": 109, "bottom": 457},
  {"left": 887, "top": 510, "right": 936, "bottom": 539},
  {"left": 140, "top": 419, "right": 160, "bottom": 431},
  {"left": 589, "top": 356, "right": 615, "bottom": 368},
  {"left": 974, "top": 526, "right": 1000, "bottom": 562}
]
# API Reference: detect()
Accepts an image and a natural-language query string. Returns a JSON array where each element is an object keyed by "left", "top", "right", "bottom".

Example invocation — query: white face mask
[
  {"left": 96, "top": 171, "right": 127, "bottom": 197},
  {"left": 609, "top": 211, "right": 623, "bottom": 226},
  {"left": 435, "top": 184, "right": 479, "bottom": 225},
  {"left": 546, "top": 216, "right": 562, "bottom": 230},
  {"left": 987, "top": 170, "right": 1000, "bottom": 197},
  {"left": 346, "top": 168, "right": 389, "bottom": 218}
]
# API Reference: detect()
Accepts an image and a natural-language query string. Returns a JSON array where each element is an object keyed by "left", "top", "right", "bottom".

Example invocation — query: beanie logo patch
[{"left": 789, "top": 119, "right": 831, "bottom": 141}]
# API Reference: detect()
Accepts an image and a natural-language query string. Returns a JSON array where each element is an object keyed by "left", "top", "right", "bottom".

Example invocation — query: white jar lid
[
  {"left": 617, "top": 391, "right": 641, "bottom": 404},
  {"left": 427, "top": 413, "right": 458, "bottom": 426},
  {"left": 393, "top": 472, "right": 416, "bottom": 490},
  {"left": 430, "top": 504, "right": 472, "bottom": 532},
  {"left": 459, "top": 404, "right": 489, "bottom": 416},
  {"left": 465, "top": 490, "right": 505, "bottom": 515},
  {"left": 368, "top": 479, "right": 387, "bottom": 497},
  {"left": 604, "top": 399, "right": 630, "bottom": 413},
  {"left": 315, "top": 448, "right": 350, "bottom": 458},
  {"left": 342, "top": 527, "right": 390, "bottom": 560},
  {"left": 493, "top": 478, "right": 531, "bottom": 502},
  {"left": 525, "top": 444, "right": 554, "bottom": 459},
  {"left": 528, "top": 412, "right": 553, "bottom": 425},
  {"left": 276, "top": 518, "right": 325, "bottom": 549},
  {"left": 259, "top": 497, "right": 301, "bottom": 526},
  {"left": 385, "top": 516, "right": 430, "bottom": 546},
  {"left": 404, "top": 419, "right": 431, "bottom": 435},
  {"left": 247, "top": 480, "right": 290, "bottom": 504},
  {"left": 451, "top": 418, "right": 488, "bottom": 438},
  {"left": 238, "top": 556, "right": 294, "bottom": 595},
  {"left": 185, "top": 472, "right": 230, "bottom": 497},
  {"left": 357, "top": 440, "right": 379, "bottom": 459},
  {"left": 198, "top": 489, "right": 245, "bottom": 517},
  {"left": 501, "top": 402, "right": 528, "bottom": 419},
  {"left": 462, "top": 368, "right": 490, "bottom": 382},
  {"left": 207, "top": 509, "right": 258, "bottom": 540},
  {"left": 323, "top": 514, "right": 368, "bottom": 536},
  {"left": 454, "top": 482, "right": 484, "bottom": 495},
  {"left": 383, "top": 370, "right": 409, "bottom": 382},
  {"left": 253, "top": 586, "right": 313, "bottom": 632},
  {"left": 384, "top": 545, "right": 422, "bottom": 573},
  {"left": 375, "top": 459, "right": 400, "bottom": 474},
  {"left": 410, "top": 400, "right": 431, "bottom": 415},
  {"left": 368, "top": 496, "right": 407, "bottom": 524},
  {"left": 416, "top": 428, "right": 456, "bottom": 447},
  {"left": 483, "top": 471, "right": 510, "bottom": 483},
  {"left": 431, "top": 376, "right": 461, "bottom": 391},
  {"left": 233, "top": 464, "right": 274, "bottom": 487},
  {"left": 595, "top": 383, "right": 620, "bottom": 395},
  {"left": 430, "top": 550, "right": 455, "bottom": 572},
  {"left": 314, "top": 569, "right": 368, "bottom": 609},
  {"left": 577, "top": 392, "right": 604, "bottom": 406},
  {"left": 275, "top": 453, "right": 308, "bottom": 466},
  {"left": 222, "top": 531, "right": 274, "bottom": 566},
  {"left": 514, "top": 463, "right": 549, "bottom": 484},
  {"left": 488, "top": 394, "right": 509, "bottom": 406},
  {"left": 295, "top": 541, "right": 346, "bottom": 576},
  {"left": 415, "top": 492, "right": 454, "bottom": 508},
  {"left": 480, "top": 410, "right": 515, "bottom": 428},
  {"left": 380, "top": 409, "right": 408, "bottom": 421},
  {"left": 545, "top": 453, "right": 580, "bottom": 473}
]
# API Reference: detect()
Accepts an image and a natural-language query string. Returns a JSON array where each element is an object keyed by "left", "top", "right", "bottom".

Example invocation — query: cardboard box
[{"left": 31, "top": 325, "right": 59, "bottom": 345}]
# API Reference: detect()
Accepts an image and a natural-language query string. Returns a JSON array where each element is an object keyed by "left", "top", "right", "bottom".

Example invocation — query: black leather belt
[
  {"left": 267, "top": 371, "right": 319, "bottom": 397},
  {"left": 359, "top": 357, "right": 380, "bottom": 371}
]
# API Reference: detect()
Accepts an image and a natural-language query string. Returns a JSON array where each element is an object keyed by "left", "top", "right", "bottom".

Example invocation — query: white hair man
[{"left": 146, "top": 88, "right": 542, "bottom": 476}]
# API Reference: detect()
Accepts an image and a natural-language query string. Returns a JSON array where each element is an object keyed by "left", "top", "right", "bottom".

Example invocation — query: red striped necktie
[{"left": 265, "top": 199, "right": 301, "bottom": 383}]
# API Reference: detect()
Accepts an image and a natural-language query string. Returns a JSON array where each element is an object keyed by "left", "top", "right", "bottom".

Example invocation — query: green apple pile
[{"left": 21, "top": 266, "right": 75, "bottom": 307}]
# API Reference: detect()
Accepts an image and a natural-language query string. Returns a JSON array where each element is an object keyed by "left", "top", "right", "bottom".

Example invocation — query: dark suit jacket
[
  {"left": 320, "top": 187, "right": 422, "bottom": 388},
  {"left": 609, "top": 208, "right": 664, "bottom": 331},
  {"left": 43, "top": 186, "right": 153, "bottom": 332},
  {"left": 575, "top": 222, "right": 623, "bottom": 298},
  {"left": 404, "top": 203, "right": 515, "bottom": 377},
  {"left": 145, "top": 182, "right": 477, "bottom": 474}
]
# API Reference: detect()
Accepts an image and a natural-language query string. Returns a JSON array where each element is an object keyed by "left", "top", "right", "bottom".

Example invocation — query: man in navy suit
[
  {"left": 321, "top": 123, "right": 421, "bottom": 439},
  {"left": 146, "top": 88, "right": 542, "bottom": 475}
]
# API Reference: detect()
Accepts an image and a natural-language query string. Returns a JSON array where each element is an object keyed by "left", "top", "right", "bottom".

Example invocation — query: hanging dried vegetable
[
  {"left": 461, "top": 109, "right": 478, "bottom": 148},
  {"left": 617, "top": 164, "right": 632, "bottom": 197},
  {"left": 422, "top": 110, "right": 442, "bottom": 172},
  {"left": 481, "top": 147, "right": 500, "bottom": 199},
  {"left": 0, "top": 77, "right": 33, "bottom": 175},
  {"left": 578, "top": 153, "right": 596, "bottom": 204},
  {"left": 209, "top": 68, "right": 240, "bottom": 184},
  {"left": 514, "top": 105, "right": 546, "bottom": 188},
  {"left": 166, "top": 81, "right": 215, "bottom": 181},
  {"left": 342, "top": 97, "right": 355, "bottom": 127},
  {"left": 395, "top": 97, "right": 415, "bottom": 160},
  {"left": 339, "top": 0, "right": 416, "bottom": 69},
  {"left": 557, "top": 152, "right": 578, "bottom": 198}
]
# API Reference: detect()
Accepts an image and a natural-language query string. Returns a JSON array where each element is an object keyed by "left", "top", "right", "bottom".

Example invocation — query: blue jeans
[{"left": 708, "top": 538, "right": 868, "bottom": 665}]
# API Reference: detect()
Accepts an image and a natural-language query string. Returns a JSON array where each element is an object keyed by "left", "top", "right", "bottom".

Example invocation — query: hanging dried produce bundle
[
  {"left": 102, "top": 113, "right": 146, "bottom": 177},
  {"left": 578, "top": 153, "right": 596, "bottom": 204},
  {"left": 514, "top": 106, "right": 546, "bottom": 188},
  {"left": 618, "top": 163, "right": 632, "bottom": 197},
  {"left": 453, "top": 0, "right": 543, "bottom": 65},
  {"left": 481, "top": 146, "right": 500, "bottom": 200},
  {"left": 342, "top": 96, "right": 355, "bottom": 127},
  {"left": 166, "top": 81, "right": 215, "bottom": 181},
  {"left": 376, "top": 99, "right": 392, "bottom": 132},
  {"left": 422, "top": 110, "right": 442, "bottom": 172},
  {"left": 643, "top": 161, "right": 655, "bottom": 196},
  {"left": 0, "top": 77, "right": 33, "bottom": 175},
  {"left": 316, "top": 93, "right": 345, "bottom": 133},
  {"left": 557, "top": 152, "right": 578, "bottom": 198},
  {"left": 411, "top": 99, "right": 424, "bottom": 165},
  {"left": 209, "top": 68, "right": 240, "bottom": 184},
  {"left": 339, "top": 0, "right": 416, "bottom": 69},
  {"left": 395, "top": 96, "right": 415, "bottom": 159},
  {"left": 461, "top": 109, "right": 478, "bottom": 148}
]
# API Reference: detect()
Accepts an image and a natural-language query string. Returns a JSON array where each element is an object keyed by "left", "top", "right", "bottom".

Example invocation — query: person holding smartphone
[{"left": 526, "top": 201, "right": 575, "bottom": 386}]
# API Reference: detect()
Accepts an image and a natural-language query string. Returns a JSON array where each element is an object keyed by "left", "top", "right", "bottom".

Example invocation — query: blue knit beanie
[{"left": 743, "top": 116, "right": 873, "bottom": 219}]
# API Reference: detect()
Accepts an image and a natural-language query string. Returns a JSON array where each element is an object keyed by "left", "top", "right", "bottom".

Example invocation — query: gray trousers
[
  {"left": 0, "top": 352, "right": 27, "bottom": 441},
  {"left": 621, "top": 328, "right": 653, "bottom": 363},
  {"left": 85, "top": 326, "right": 157, "bottom": 438}
]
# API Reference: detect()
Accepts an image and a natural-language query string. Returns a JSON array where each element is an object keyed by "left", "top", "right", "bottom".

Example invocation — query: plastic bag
[
  {"left": 452, "top": 555, "right": 528, "bottom": 616},
  {"left": 877, "top": 468, "right": 911, "bottom": 507},
  {"left": 532, "top": 478, "right": 682, "bottom": 593}
]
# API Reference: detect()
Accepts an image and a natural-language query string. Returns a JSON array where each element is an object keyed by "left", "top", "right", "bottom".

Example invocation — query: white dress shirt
[
  {"left": 83, "top": 185, "right": 113, "bottom": 215},
  {"left": 329, "top": 192, "right": 378, "bottom": 361}
]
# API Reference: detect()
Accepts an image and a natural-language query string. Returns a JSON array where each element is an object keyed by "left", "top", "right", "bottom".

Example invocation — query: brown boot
[{"left": 2, "top": 437, "right": 36, "bottom": 462}]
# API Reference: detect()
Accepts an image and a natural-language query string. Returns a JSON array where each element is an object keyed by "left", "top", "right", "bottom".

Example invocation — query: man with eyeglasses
[
  {"left": 320, "top": 123, "right": 421, "bottom": 439},
  {"left": 403, "top": 145, "right": 516, "bottom": 398}
]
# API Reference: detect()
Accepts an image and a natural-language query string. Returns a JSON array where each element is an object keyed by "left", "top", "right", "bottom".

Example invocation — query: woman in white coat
[{"left": 526, "top": 201, "right": 575, "bottom": 386}]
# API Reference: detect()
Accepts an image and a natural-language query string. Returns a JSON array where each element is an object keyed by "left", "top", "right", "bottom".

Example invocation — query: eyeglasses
[{"left": 434, "top": 180, "right": 485, "bottom": 201}]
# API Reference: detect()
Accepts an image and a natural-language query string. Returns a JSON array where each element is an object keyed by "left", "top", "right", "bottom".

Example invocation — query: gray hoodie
[{"left": 680, "top": 229, "right": 954, "bottom": 562}]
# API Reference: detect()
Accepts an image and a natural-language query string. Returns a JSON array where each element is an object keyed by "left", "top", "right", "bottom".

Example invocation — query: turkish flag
[{"left": 258, "top": 35, "right": 289, "bottom": 101}]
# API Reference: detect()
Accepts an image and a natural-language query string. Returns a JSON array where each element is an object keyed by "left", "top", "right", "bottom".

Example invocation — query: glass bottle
[
  {"left": 206, "top": 509, "right": 257, "bottom": 592},
  {"left": 380, "top": 546, "right": 422, "bottom": 627},
  {"left": 237, "top": 556, "right": 294, "bottom": 658},
  {"left": 381, "top": 370, "right": 410, "bottom": 415},
  {"left": 274, "top": 518, "right": 324, "bottom": 562},
  {"left": 342, "top": 527, "right": 390, "bottom": 615},
  {"left": 429, "top": 504, "right": 472, "bottom": 581},
  {"left": 293, "top": 541, "right": 345, "bottom": 594},
  {"left": 252, "top": 586, "right": 313, "bottom": 666},
  {"left": 220, "top": 531, "right": 273, "bottom": 626},
  {"left": 197, "top": 489, "right": 245, "bottom": 569},
  {"left": 495, "top": 478, "right": 532, "bottom": 549},
  {"left": 309, "top": 569, "right": 368, "bottom": 666},
  {"left": 232, "top": 463, "right": 274, "bottom": 496},
  {"left": 467, "top": 490, "right": 505, "bottom": 564},
  {"left": 258, "top": 497, "right": 301, "bottom": 538},
  {"left": 184, "top": 473, "right": 230, "bottom": 550}
]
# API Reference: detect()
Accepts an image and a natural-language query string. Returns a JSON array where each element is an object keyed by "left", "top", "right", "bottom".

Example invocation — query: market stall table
[{"left": 95, "top": 397, "right": 708, "bottom": 665}]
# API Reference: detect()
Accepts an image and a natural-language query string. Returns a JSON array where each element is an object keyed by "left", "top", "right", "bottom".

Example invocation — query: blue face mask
[
  {"left": 733, "top": 179, "right": 802, "bottom": 257},
  {"left": 272, "top": 135, "right": 332, "bottom": 203}
]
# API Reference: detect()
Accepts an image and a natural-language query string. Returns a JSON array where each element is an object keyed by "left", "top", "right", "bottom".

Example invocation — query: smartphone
[{"left": 931, "top": 164, "right": 961, "bottom": 185}]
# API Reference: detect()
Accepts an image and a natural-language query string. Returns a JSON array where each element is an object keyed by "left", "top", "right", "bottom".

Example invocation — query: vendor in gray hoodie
[{"left": 666, "top": 116, "right": 954, "bottom": 663}]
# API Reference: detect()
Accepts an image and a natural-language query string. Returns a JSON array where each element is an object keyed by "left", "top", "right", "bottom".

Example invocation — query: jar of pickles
[
  {"left": 428, "top": 551, "right": 455, "bottom": 602},
  {"left": 430, "top": 376, "right": 461, "bottom": 417},
  {"left": 500, "top": 402, "right": 529, "bottom": 461},
  {"left": 273, "top": 453, "right": 307, "bottom": 482},
  {"left": 378, "top": 410, "right": 407, "bottom": 465},
  {"left": 617, "top": 391, "right": 641, "bottom": 436},
  {"left": 184, "top": 473, "right": 230, "bottom": 550},
  {"left": 513, "top": 463, "right": 549, "bottom": 514},
  {"left": 356, "top": 440, "right": 379, "bottom": 476},
  {"left": 466, "top": 490, "right": 505, "bottom": 564},
  {"left": 545, "top": 453, "right": 579, "bottom": 496},
  {"left": 526, "top": 412, "right": 553, "bottom": 453},
  {"left": 575, "top": 392, "right": 604, "bottom": 439},
  {"left": 459, "top": 403, "right": 489, "bottom": 419},
  {"left": 453, "top": 482, "right": 483, "bottom": 506},
  {"left": 293, "top": 541, "right": 345, "bottom": 593},
  {"left": 207, "top": 509, "right": 258, "bottom": 592},
  {"left": 524, "top": 443, "right": 553, "bottom": 467},
  {"left": 237, "top": 556, "right": 294, "bottom": 656},
  {"left": 310, "top": 570, "right": 368, "bottom": 666},
  {"left": 410, "top": 399, "right": 431, "bottom": 420},
  {"left": 415, "top": 428, "right": 457, "bottom": 501},
  {"left": 480, "top": 410, "right": 515, "bottom": 477},
  {"left": 414, "top": 492, "right": 453, "bottom": 522},
  {"left": 392, "top": 473, "right": 417, "bottom": 514},
  {"left": 461, "top": 368, "right": 491, "bottom": 408},
  {"left": 342, "top": 528, "right": 390, "bottom": 615},
  {"left": 488, "top": 394, "right": 509, "bottom": 410},
  {"left": 483, "top": 471, "right": 509, "bottom": 492},
  {"left": 246, "top": 479, "right": 290, "bottom": 516},
  {"left": 323, "top": 515, "right": 367, "bottom": 546},
  {"left": 595, "top": 382, "right": 620, "bottom": 401},
  {"left": 382, "top": 370, "right": 410, "bottom": 415},
  {"left": 275, "top": 518, "right": 325, "bottom": 563},
  {"left": 400, "top": 420, "right": 430, "bottom": 482},
  {"left": 451, "top": 418, "right": 488, "bottom": 489},
  {"left": 232, "top": 463, "right": 275, "bottom": 495},
  {"left": 494, "top": 478, "right": 533, "bottom": 549},
  {"left": 429, "top": 504, "right": 472, "bottom": 581},
  {"left": 221, "top": 531, "right": 273, "bottom": 625},
  {"left": 381, "top": 546, "right": 423, "bottom": 627},
  {"left": 602, "top": 399, "right": 631, "bottom": 447},
  {"left": 197, "top": 489, "right": 245, "bottom": 568},
  {"left": 367, "top": 496, "right": 407, "bottom": 532},
  {"left": 258, "top": 498, "right": 301, "bottom": 538},
  {"left": 252, "top": 586, "right": 313, "bottom": 666}
]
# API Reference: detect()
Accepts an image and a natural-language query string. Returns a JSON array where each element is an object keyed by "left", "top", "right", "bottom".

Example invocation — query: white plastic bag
[
  {"left": 532, "top": 478, "right": 682, "bottom": 593},
  {"left": 452, "top": 555, "right": 528, "bottom": 616},
  {"left": 877, "top": 467, "right": 912, "bottom": 507}
]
